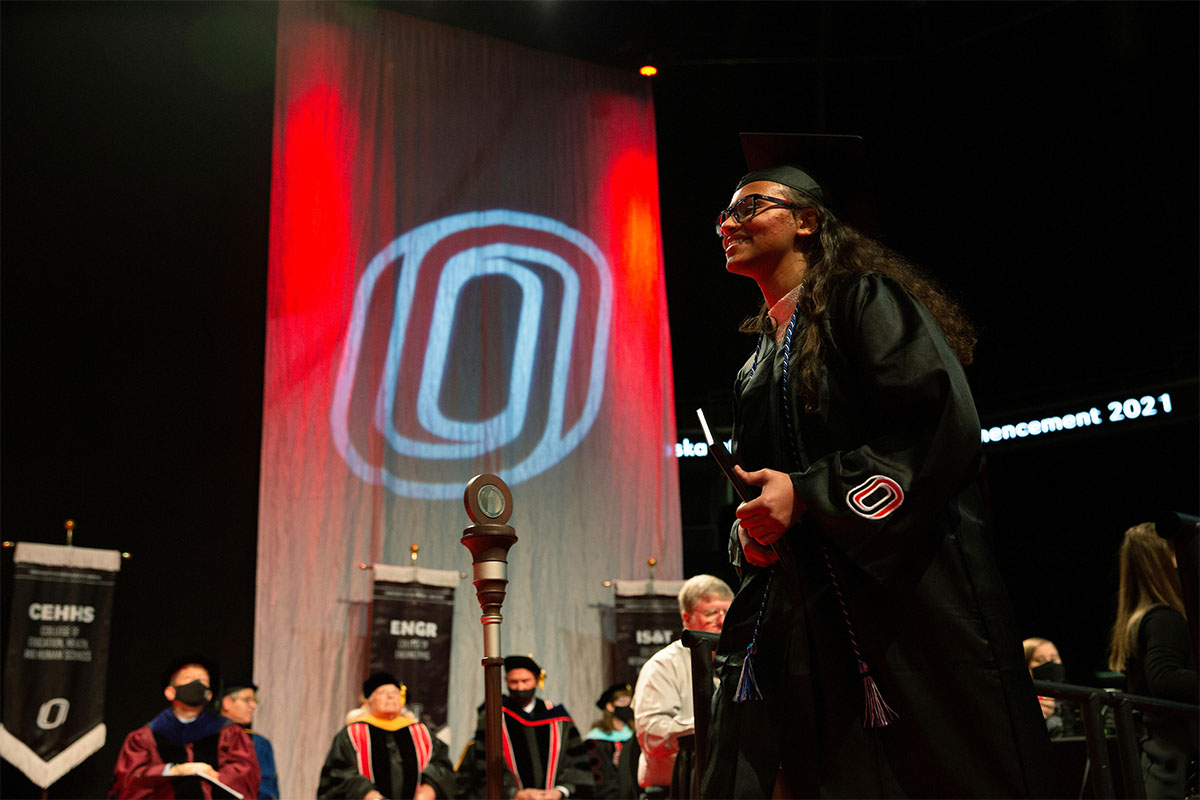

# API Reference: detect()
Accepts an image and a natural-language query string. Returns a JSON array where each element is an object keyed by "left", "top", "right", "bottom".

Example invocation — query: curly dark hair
[{"left": 738, "top": 186, "right": 977, "bottom": 412}]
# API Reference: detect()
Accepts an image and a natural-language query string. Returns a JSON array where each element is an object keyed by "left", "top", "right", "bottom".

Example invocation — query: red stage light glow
[{"left": 276, "top": 83, "right": 356, "bottom": 318}]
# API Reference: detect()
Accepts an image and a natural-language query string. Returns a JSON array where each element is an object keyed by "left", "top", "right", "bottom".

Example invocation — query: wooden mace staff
[{"left": 461, "top": 474, "right": 518, "bottom": 800}]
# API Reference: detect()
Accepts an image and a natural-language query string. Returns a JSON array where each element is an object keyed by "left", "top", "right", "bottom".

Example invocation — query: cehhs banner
[
  {"left": 0, "top": 543, "right": 120, "bottom": 788},
  {"left": 369, "top": 565, "right": 457, "bottom": 738},
  {"left": 612, "top": 580, "right": 684, "bottom": 685},
  {"left": 257, "top": 4, "right": 681, "bottom": 796}
]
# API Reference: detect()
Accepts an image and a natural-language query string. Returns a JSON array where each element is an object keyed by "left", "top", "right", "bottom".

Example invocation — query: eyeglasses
[
  {"left": 715, "top": 194, "right": 799, "bottom": 236},
  {"left": 694, "top": 607, "right": 728, "bottom": 620}
]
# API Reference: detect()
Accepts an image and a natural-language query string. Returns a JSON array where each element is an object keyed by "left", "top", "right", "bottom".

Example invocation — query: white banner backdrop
[{"left": 255, "top": 4, "right": 681, "bottom": 796}]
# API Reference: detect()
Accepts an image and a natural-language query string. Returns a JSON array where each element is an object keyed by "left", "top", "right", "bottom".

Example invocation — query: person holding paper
[
  {"left": 110, "top": 655, "right": 260, "bottom": 799},
  {"left": 703, "top": 134, "right": 1056, "bottom": 798}
]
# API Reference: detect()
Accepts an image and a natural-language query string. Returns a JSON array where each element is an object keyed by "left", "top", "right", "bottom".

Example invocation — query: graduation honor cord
[{"left": 735, "top": 300, "right": 897, "bottom": 729}]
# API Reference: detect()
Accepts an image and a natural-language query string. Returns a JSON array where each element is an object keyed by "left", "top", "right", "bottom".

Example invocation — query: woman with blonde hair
[
  {"left": 1022, "top": 638, "right": 1080, "bottom": 738},
  {"left": 1108, "top": 522, "right": 1198, "bottom": 798}
]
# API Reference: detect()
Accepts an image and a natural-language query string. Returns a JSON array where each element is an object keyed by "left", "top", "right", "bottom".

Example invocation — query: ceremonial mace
[{"left": 461, "top": 474, "right": 518, "bottom": 800}]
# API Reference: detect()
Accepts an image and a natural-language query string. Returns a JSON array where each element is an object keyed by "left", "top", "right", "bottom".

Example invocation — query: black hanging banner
[
  {"left": 0, "top": 543, "right": 120, "bottom": 788},
  {"left": 612, "top": 579, "right": 684, "bottom": 685},
  {"left": 368, "top": 565, "right": 457, "bottom": 739}
]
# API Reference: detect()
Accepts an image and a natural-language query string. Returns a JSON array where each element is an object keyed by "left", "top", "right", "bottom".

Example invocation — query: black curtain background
[{"left": 2, "top": 3, "right": 275, "bottom": 797}]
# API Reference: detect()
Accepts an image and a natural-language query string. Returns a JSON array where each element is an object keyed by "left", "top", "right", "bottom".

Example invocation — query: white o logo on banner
[
  {"left": 36, "top": 697, "right": 70, "bottom": 730},
  {"left": 331, "top": 211, "right": 612, "bottom": 499}
]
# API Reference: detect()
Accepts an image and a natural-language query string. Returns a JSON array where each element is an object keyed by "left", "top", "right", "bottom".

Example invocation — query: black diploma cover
[
  {"left": 697, "top": 408, "right": 795, "bottom": 569},
  {"left": 696, "top": 408, "right": 758, "bottom": 501}
]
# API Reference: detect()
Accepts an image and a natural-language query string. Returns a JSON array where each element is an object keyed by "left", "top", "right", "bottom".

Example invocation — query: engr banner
[{"left": 368, "top": 565, "right": 457, "bottom": 738}]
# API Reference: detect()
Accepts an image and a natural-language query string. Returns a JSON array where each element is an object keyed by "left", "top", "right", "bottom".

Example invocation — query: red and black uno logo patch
[{"left": 845, "top": 475, "right": 904, "bottom": 520}]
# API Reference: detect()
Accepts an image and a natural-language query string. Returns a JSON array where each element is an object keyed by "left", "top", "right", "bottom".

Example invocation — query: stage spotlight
[{"left": 639, "top": 64, "right": 657, "bottom": 77}]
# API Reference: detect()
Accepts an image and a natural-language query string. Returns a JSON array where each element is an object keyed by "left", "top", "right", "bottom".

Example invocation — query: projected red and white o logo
[{"left": 331, "top": 211, "right": 612, "bottom": 499}]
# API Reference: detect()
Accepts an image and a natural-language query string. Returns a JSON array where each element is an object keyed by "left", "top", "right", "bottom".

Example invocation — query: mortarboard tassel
[
  {"left": 733, "top": 566, "right": 773, "bottom": 703},
  {"left": 858, "top": 659, "right": 898, "bottom": 728},
  {"left": 733, "top": 643, "right": 762, "bottom": 702},
  {"left": 822, "top": 542, "right": 898, "bottom": 728},
  {"left": 778, "top": 300, "right": 899, "bottom": 729}
]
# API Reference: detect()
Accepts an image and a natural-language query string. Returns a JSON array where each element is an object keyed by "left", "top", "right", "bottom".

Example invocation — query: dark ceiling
[
  {"left": 385, "top": 2, "right": 1078, "bottom": 71},
  {"left": 3, "top": 0, "right": 1195, "bottom": 459},
  {"left": 384, "top": 1, "right": 1199, "bottom": 419}
]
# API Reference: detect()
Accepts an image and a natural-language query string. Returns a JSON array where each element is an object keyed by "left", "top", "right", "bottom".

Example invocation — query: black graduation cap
[
  {"left": 161, "top": 653, "right": 220, "bottom": 689},
  {"left": 362, "top": 670, "right": 403, "bottom": 698},
  {"left": 504, "top": 654, "right": 545, "bottom": 688},
  {"left": 503, "top": 654, "right": 541, "bottom": 675},
  {"left": 595, "top": 682, "right": 633, "bottom": 710},
  {"left": 221, "top": 677, "right": 259, "bottom": 699},
  {"left": 737, "top": 132, "right": 878, "bottom": 233}
]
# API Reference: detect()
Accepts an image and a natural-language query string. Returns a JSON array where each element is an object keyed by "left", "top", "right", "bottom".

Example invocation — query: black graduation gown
[
  {"left": 317, "top": 718, "right": 456, "bottom": 799},
  {"left": 702, "top": 274, "right": 1059, "bottom": 798},
  {"left": 456, "top": 699, "right": 594, "bottom": 798}
]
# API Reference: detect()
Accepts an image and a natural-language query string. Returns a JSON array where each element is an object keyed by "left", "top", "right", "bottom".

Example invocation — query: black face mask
[
  {"left": 506, "top": 689, "right": 536, "bottom": 709},
  {"left": 1031, "top": 661, "right": 1066, "bottom": 684},
  {"left": 613, "top": 706, "right": 635, "bottom": 725},
  {"left": 173, "top": 680, "right": 210, "bottom": 708}
]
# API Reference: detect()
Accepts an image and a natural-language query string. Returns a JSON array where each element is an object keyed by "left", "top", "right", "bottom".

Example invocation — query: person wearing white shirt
[{"left": 632, "top": 575, "right": 733, "bottom": 795}]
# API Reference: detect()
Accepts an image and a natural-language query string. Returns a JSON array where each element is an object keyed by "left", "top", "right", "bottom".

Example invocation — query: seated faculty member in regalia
[
  {"left": 219, "top": 678, "right": 279, "bottom": 799},
  {"left": 317, "top": 671, "right": 456, "bottom": 800},
  {"left": 455, "top": 655, "right": 593, "bottom": 800}
]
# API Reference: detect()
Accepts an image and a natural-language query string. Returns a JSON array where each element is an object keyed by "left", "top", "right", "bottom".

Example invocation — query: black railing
[
  {"left": 682, "top": 629, "right": 721, "bottom": 798},
  {"left": 1033, "top": 679, "right": 1199, "bottom": 799}
]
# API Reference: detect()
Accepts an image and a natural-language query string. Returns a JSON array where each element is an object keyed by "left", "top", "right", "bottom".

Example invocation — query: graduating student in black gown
[{"left": 702, "top": 134, "right": 1059, "bottom": 799}]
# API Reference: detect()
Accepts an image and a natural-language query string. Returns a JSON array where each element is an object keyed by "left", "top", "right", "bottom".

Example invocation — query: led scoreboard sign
[
  {"left": 674, "top": 382, "right": 1195, "bottom": 457},
  {"left": 977, "top": 384, "right": 1193, "bottom": 447},
  {"left": 979, "top": 390, "right": 1178, "bottom": 444}
]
